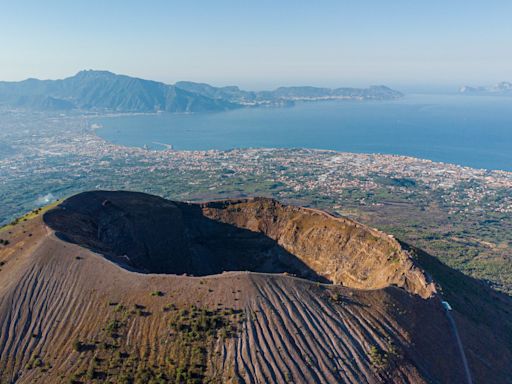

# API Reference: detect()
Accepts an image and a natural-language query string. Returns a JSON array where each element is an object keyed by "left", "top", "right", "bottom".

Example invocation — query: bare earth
[{"left": 0, "top": 191, "right": 511, "bottom": 383}]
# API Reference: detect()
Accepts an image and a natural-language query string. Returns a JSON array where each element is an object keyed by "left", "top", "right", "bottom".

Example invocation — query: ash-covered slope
[
  {"left": 43, "top": 192, "right": 435, "bottom": 298},
  {"left": 0, "top": 191, "right": 511, "bottom": 384}
]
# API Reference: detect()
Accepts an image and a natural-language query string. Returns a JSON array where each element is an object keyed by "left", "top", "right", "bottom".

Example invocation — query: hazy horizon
[
  {"left": 1, "top": 1, "right": 511, "bottom": 90},
  {"left": 0, "top": 68, "right": 471, "bottom": 94}
]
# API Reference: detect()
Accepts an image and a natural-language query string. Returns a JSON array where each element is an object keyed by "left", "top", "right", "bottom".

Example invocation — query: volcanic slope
[{"left": 0, "top": 191, "right": 511, "bottom": 384}]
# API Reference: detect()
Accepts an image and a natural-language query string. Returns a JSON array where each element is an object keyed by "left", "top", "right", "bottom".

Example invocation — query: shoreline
[
  {"left": 90, "top": 95, "right": 512, "bottom": 173},
  {"left": 92, "top": 122, "right": 512, "bottom": 174}
]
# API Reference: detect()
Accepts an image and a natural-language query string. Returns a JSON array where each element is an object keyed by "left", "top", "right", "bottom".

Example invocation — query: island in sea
[{"left": 459, "top": 81, "right": 512, "bottom": 95}]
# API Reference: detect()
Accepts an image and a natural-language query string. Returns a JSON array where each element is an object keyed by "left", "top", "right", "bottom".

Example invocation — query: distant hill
[
  {"left": 0, "top": 70, "right": 403, "bottom": 112},
  {"left": 459, "top": 81, "right": 512, "bottom": 95},
  {"left": 0, "top": 70, "right": 237, "bottom": 112},
  {"left": 176, "top": 82, "right": 403, "bottom": 105},
  {"left": 265, "top": 85, "right": 402, "bottom": 100}
]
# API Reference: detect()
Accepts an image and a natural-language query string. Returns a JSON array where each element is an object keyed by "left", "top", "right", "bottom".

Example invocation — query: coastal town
[{"left": 1, "top": 109, "right": 511, "bottom": 292}]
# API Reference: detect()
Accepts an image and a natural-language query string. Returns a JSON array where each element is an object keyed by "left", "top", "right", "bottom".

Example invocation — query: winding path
[{"left": 445, "top": 306, "right": 473, "bottom": 384}]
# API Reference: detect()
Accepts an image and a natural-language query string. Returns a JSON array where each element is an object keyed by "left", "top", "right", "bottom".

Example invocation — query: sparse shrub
[
  {"left": 106, "top": 319, "right": 122, "bottom": 336},
  {"left": 369, "top": 345, "right": 388, "bottom": 369},
  {"left": 136, "top": 368, "right": 153, "bottom": 383},
  {"left": 151, "top": 290, "right": 164, "bottom": 297},
  {"left": 330, "top": 292, "right": 341, "bottom": 302},
  {"left": 114, "top": 303, "right": 125, "bottom": 313},
  {"left": 33, "top": 357, "right": 43, "bottom": 367},
  {"left": 67, "top": 373, "right": 80, "bottom": 384},
  {"left": 86, "top": 363, "right": 95, "bottom": 380},
  {"left": 218, "top": 328, "right": 227, "bottom": 339},
  {"left": 385, "top": 337, "right": 401, "bottom": 359},
  {"left": 72, "top": 339, "right": 83, "bottom": 352},
  {"left": 179, "top": 308, "right": 189, "bottom": 318},
  {"left": 117, "top": 373, "right": 132, "bottom": 384}
]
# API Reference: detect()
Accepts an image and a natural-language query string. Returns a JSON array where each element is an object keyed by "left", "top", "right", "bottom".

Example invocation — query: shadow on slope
[
  {"left": 400, "top": 241, "right": 512, "bottom": 382},
  {"left": 43, "top": 190, "right": 329, "bottom": 283}
]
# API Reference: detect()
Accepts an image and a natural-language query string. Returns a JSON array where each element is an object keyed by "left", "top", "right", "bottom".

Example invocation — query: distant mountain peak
[
  {"left": 75, "top": 69, "right": 116, "bottom": 76},
  {"left": 0, "top": 71, "right": 403, "bottom": 112}
]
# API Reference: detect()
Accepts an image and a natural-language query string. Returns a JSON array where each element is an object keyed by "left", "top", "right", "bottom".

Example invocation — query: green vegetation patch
[{"left": 67, "top": 302, "right": 245, "bottom": 383}]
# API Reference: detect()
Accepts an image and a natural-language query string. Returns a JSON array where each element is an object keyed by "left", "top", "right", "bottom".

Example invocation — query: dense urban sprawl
[{"left": 1, "top": 110, "right": 511, "bottom": 292}]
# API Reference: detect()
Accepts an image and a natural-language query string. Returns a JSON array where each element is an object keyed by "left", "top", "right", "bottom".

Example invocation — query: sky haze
[{"left": 1, "top": 0, "right": 510, "bottom": 89}]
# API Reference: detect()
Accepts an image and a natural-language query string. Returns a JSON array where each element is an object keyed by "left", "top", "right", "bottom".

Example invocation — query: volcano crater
[{"left": 43, "top": 191, "right": 435, "bottom": 297}]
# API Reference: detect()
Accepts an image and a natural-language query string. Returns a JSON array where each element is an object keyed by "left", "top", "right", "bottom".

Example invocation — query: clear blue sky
[{"left": 1, "top": 0, "right": 510, "bottom": 89}]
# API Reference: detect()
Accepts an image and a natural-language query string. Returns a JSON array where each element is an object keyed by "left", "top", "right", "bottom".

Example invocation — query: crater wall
[{"left": 44, "top": 191, "right": 436, "bottom": 298}]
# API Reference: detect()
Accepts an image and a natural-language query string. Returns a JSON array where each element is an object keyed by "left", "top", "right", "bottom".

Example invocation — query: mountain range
[{"left": 0, "top": 70, "right": 403, "bottom": 113}]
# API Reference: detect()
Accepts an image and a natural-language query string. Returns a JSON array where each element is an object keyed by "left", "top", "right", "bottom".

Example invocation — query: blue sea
[{"left": 96, "top": 94, "right": 512, "bottom": 171}]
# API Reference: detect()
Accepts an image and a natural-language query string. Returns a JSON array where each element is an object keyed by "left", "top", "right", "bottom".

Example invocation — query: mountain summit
[
  {"left": 0, "top": 70, "right": 236, "bottom": 112},
  {"left": 0, "top": 191, "right": 511, "bottom": 383},
  {"left": 0, "top": 71, "right": 403, "bottom": 112}
]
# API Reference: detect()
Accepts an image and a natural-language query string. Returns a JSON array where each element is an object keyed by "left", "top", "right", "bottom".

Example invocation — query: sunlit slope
[{"left": 0, "top": 191, "right": 510, "bottom": 383}]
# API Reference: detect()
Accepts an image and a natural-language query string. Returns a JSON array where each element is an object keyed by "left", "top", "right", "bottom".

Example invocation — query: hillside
[
  {"left": 0, "top": 71, "right": 402, "bottom": 112},
  {"left": 459, "top": 81, "right": 512, "bottom": 95},
  {"left": 0, "top": 71, "right": 236, "bottom": 113},
  {"left": 0, "top": 191, "right": 511, "bottom": 383},
  {"left": 175, "top": 82, "right": 403, "bottom": 104}
]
